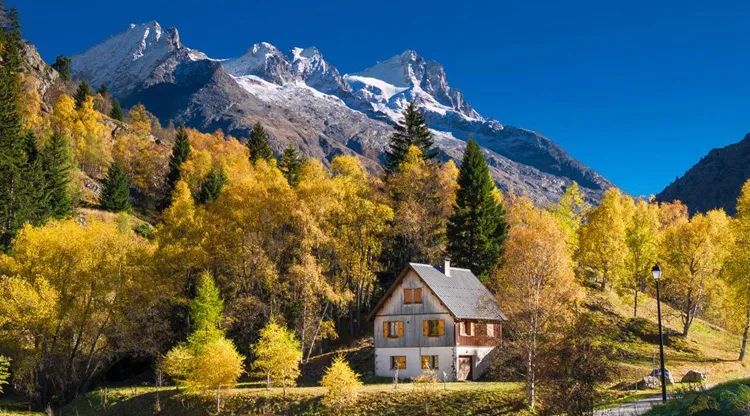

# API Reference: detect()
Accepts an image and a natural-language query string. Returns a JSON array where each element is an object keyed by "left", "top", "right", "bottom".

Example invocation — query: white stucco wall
[
  {"left": 455, "top": 346, "right": 496, "bottom": 380},
  {"left": 374, "top": 347, "right": 456, "bottom": 380}
]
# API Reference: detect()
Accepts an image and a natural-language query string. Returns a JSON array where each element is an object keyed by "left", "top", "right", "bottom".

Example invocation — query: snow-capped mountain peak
[
  {"left": 223, "top": 42, "right": 293, "bottom": 85},
  {"left": 71, "top": 21, "right": 196, "bottom": 96},
  {"left": 345, "top": 49, "right": 482, "bottom": 122}
]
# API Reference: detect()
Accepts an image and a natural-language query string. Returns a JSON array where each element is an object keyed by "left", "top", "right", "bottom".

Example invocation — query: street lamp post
[{"left": 652, "top": 263, "right": 668, "bottom": 403}]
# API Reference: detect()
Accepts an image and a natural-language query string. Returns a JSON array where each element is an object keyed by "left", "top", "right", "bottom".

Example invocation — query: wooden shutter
[
  {"left": 438, "top": 320, "right": 445, "bottom": 336},
  {"left": 469, "top": 322, "right": 474, "bottom": 336},
  {"left": 422, "top": 320, "right": 429, "bottom": 336},
  {"left": 414, "top": 288, "right": 422, "bottom": 304},
  {"left": 383, "top": 321, "right": 388, "bottom": 337},
  {"left": 403, "top": 288, "right": 413, "bottom": 304},
  {"left": 397, "top": 321, "right": 404, "bottom": 337}
]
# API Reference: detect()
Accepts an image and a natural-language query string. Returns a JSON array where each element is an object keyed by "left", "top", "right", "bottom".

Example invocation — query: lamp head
[{"left": 652, "top": 263, "right": 662, "bottom": 281}]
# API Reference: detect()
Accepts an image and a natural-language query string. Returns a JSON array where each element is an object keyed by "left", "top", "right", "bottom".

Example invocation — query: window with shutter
[
  {"left": 385, "top": 321, "right": 403, "bottom": 338},
  {"left": 421, "top": 355, "right": 439, "bottom": 369},
  {"left": 425, "top": 320, "right": 443, "bottom": 337},
  {"left": 487, "top": 323, "right": 494, "bottom": 337},
  {"left": 460, "top": 321, "right": 474, "bottom": 336},
  {"left": 391, "top": 356, "right": 406, "bottom": 370},
  {"left": 403, "top": 288, "right": 423, "bottom": 304},
  {"left": 403, "top": 288, "right": 413, "bottom": 304}
]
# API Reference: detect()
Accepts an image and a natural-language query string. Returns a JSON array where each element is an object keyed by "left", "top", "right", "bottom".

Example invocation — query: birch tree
[
  {"left": 492, "top": 197, "right": 581, "bottom": 410},
  {"left": 661, "top": 209, "right": 734, "bottom": 336},
  {"left": 725, "top": 180, "right": 750, "bottom": 360}
]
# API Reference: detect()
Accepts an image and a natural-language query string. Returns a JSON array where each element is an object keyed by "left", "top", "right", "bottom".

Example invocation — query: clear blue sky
[{"left": 10, "top": 0, "right": 750, "bottom": 196}]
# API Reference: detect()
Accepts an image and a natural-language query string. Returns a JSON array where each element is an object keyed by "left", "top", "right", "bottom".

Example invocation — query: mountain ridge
[
  {"left": 70, "top": 21, "right": 614, "bottom": 204},
  {"left": 657, "top": 133, "right": 750, "bottom": 215}
]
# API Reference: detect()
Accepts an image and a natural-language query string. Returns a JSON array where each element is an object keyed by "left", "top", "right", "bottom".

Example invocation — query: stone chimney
[{"left": 444, "top": 257, "right": 451, "bottom": 277}]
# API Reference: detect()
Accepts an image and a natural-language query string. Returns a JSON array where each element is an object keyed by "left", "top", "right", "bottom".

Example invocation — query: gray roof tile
[{"left": 409, "top": 263, "right": 506, "bottom": 321}]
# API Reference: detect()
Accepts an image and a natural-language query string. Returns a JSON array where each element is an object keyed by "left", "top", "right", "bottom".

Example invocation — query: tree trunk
[
  {"left": 526, "top": 348, "right": 535, "bottom": 409},
  {"left": 740, "top": 308, "right": 750, "bottom": 362},
  {"left": 633, "top": 288, "right": 639, "bottom": 319},
  {"left": 216, "top": 386, "right": 221, "bottom": 413}
]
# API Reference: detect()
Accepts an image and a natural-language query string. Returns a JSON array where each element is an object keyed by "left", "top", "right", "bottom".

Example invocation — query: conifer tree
[
  {"left": 247, "top": 122, "right": 274, "bottom": 163},
  {"left": 385, "top": 101, "right": 436, "bottom": 173},
  {"left": 40, "top": 132, "right": 73, "bottom": 218},
  {"left": 100, "top": 162, "right": 131, "bottom": 212},
  {"left": 447, "top": 139, "right": 508, "bottom": 279},
  {"left": 164, "top": 127, "right": 191, "bottom": 205},
  {"left": 97, "top": 84, "right": 108, "bottom": 96},
  {"left": 196, "top": 167, "right": 227, "bottom": 204},
  {"left": 51, "top": 55, "right": 71, "bottom": 81},
  {"left": 279, "top": 145, "right": 305, "bottom": 186},
  {"left": 0, "top": 9, "right": 41, "bottom": 248},
  {"left": 74, "top": 81, "right": 92, "bottom": 110},
  {"left": 110, "top": 98, "right": 123, "bottom": 121}
]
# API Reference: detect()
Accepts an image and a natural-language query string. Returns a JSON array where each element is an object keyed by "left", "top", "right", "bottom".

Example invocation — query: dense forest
[{"left": 0, "top": 7, "right": 749, "bottom": 415}]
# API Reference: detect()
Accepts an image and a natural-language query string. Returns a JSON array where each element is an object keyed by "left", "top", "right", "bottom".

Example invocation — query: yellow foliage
[
  {"left": 493, "top": 196, "right": 581, "bottom": 408},
  {"left": 576, "top": 188, "right": 629, "bottom": 289},
  {"left": 19, "top": 73, "right": 46, "bottom": 134},
  {"left": 188, "top": 337, "right": 244, "bottom": 391},
  {"left": 127, "top": 104, "right": 151, "bottom": 137},
  {"left": 112, "top": 126, "right": 167, "bottom": 199},
  {"left": 661, "top": 209, "right": 734, "bottom": 335},
  {"left": 386, "top": 145, "right": 456, "bottom": 264},
  {"left": 0, "top": 219, "right": 165, "bottom": 396},
  {"left": 51, "top": 94, "right": 112, "bottom": 177},
  {"left": 321, "top": 355, "right": 362, "bottom": 409},
  {"left": 252, "top": 320, "right": 302, "bottom": 390}
]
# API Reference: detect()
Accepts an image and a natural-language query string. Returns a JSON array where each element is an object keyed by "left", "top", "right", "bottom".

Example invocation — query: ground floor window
[
  {"left": 421, "top": 355, "right": 439, "bottom": 370},
  {"left": 391, "top": 355, "right": 406, "bottom": 370}
]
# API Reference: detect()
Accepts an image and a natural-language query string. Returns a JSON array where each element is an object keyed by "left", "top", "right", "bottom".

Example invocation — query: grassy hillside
[
  {"left": 645, "top": 378, "right": 750, "bottom": 415},
  {"left": 592, "top": 288, "right": 747, "bottom": 386}
]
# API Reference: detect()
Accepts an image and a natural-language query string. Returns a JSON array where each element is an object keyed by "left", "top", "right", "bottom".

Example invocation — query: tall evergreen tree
[
  {"left": 100, "top": 163, "right": 131, "bottom": 212},
  {"left": 246, "top": 122, "right": 274, "bottom": 163},
  {"left": 0, "top": 9, "right": 41, "bottom": 248},
  {"left": 110, "top": 98, "right": 123, "bottom": 121},
  {"left": 196, "top": 167, "right": 227, "bottom": 204},
  {"left": 385, "top": 101, "right": 436, "bottom": 173},
  {"left": 97, "top": 84, "right": 108, "bottom": 96},
  {"left": 278, "top": 145, "right": 305, "bottom": 186},
  {"left": 447, "top": 139, "right": 508, "bottom": 280},
  {"left": 40, "top": 132, "right": 73, "bottom": 218},
  {"left": 74, "top": 81, "right": 92, "bottom": 110},
  {"left": 164, "top": 127, "right": 191, "bottom": 205},
  {"left": 51, "top": 55, "right": 72, "bottom": 81}
]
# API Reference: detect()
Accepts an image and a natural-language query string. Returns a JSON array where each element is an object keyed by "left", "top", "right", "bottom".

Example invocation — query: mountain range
[{"left": 69, "top": 21, "right": 613, "bottom": 204}]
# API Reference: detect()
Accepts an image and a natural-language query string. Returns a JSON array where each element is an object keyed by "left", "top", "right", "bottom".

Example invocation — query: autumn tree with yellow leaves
[
  {"left": 660, "top": 209, "right": 734, "bottom": 336},
  {"left": 492, "top": 196, "right": 581, "bottom": 410},
  {"left": 577, "top": 188, "right": 630, "bottom": 290},
  {"left": 724, "top": 180, "right": 750, "bottom": 360},
  {"left": 0, "top": 219, "right": 171, "bottom": 406}
]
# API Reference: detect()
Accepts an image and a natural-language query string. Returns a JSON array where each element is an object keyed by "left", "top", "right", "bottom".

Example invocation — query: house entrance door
[{"left": 457, "top": 356, "right": 473, "bottom": 381}]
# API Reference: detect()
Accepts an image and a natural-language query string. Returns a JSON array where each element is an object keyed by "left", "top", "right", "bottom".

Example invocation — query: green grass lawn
[{"left": 49, "top": 381, "right": 526, "bottom": 416}]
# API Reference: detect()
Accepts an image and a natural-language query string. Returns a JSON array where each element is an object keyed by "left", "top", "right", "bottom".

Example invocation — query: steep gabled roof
[{"left": 370, "top": 263, "right": 506, "bottom": 321}]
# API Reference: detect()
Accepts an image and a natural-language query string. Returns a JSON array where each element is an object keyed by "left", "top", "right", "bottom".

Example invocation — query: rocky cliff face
[
  {"left": 657, "top": 133, "right": 750, "bottom": 215},
  {"left": 71, "top": 21, "right": 614, "bottom": 204}
]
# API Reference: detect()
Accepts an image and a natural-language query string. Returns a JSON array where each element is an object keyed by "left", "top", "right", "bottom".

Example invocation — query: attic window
[{"left": 403, "top": 288, "right": 423, "bottom": 305}]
